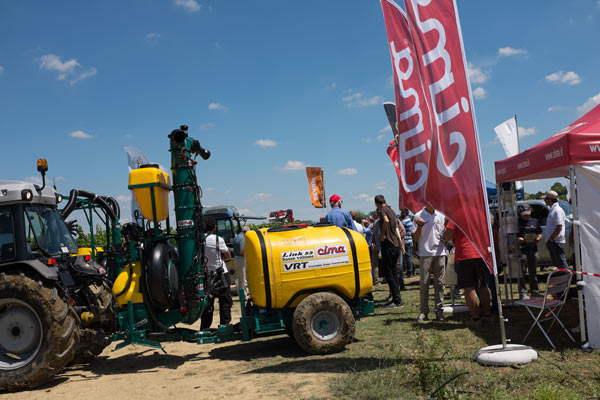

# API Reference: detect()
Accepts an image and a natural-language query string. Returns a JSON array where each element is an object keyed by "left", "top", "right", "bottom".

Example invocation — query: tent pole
[{"left": 570, "top": 166, "right": 587, "bottom": 343}]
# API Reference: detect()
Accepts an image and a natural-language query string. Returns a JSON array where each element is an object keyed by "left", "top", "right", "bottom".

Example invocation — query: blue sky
[{"left": 1, "top": 0, "right": 599, "bottom": 224}]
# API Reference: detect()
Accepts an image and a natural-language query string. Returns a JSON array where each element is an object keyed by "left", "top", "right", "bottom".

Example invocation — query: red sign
[
  {"left": 381, "top": 0, "right": 431, "bottom": 213},
  {"left": 403, "top": 0, "right": 494, "bottom": 272},
  {"left": 496, "top": 103, "right": 600, "bottom": 182}
]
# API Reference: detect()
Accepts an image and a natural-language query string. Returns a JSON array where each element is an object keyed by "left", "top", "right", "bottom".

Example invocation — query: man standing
[
  {"left": 413, "top": 203, "right": 447, "bottom": 322},
  {"left": 400, "top": 208, "right": 415, "bottom": 277},
  {"left": 374, "top": 195, "right": 403, "bottom": 308},
  {"left": 444, "top": 221, "right": 492, "bottom": 325},
  {"left": 324, "top": 194, "right": 355, "bottom": 230},
  {"left": 233, "top": 225, "right": 250, "bottom": 298},
  {"left": 517, "top": 206, "right": 542, "bottom": 298},
  {"left": 201, "top": 216, "right": 233, "bottom": 330},
  {"left": 543, "top": 190, "right": 568, "bottom": 270}
]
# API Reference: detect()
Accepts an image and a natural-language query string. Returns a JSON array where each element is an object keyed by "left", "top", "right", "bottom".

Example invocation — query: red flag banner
[
  {"left": 381, "top": 0, "right": 431, "bottom": 213},
  {"left": 403, "top": 0, "right": 495, "bottom": 272},
  {"left": 306, "top": 167, "right": 325, "bottom": 208}
]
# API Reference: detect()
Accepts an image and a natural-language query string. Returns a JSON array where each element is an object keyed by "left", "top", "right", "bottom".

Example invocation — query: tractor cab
[{"left": 0, "top": 180, "right": 76, "bottom": 266}]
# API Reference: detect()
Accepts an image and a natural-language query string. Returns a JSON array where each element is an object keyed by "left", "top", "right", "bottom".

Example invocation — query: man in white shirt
[
  {"left": 200, "top": 216, "right": 233, "bottom": 330},
  {"left": 543, "top": 190, "right": 568, "bottom": 270},
  {"left": 413, "top": 203, "right": 447, "bottom": 322}
]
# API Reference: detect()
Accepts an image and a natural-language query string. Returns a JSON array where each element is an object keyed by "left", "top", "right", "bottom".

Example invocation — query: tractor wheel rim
[
  {"left": 311, "top": 310, "right": 340, "bottom": 341},
  {"left": 0, "top": 298, "right": 43, "bottom": 370}
]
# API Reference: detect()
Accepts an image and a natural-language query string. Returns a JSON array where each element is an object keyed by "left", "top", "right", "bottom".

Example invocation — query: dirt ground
[{"left": 3, "top": 302, "right": 335, "bottom": 400}]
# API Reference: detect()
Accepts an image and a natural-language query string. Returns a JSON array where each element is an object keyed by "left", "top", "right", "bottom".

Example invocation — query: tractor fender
[{"left": 0, "top": 259, "right": 58, "bottom": 280}]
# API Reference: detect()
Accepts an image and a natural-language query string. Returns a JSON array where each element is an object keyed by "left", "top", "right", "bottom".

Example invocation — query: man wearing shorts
[{"left": 444, "top": 221, "right": 491, "bottom": 324}]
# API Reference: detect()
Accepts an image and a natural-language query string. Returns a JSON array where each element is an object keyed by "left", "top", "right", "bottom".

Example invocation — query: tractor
[
  {"left": 0, "top": 160, "right": 115, "bottom": 390},
  {"left": 0, "top": 125, "right": 374, "bottom": 392}
]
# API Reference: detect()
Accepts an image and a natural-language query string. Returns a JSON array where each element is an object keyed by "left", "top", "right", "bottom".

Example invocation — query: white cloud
[
  {"left": 472, "top": 87, "right": 487, "bottom": 100},
  {"left": 376, "top": 134, "right": 386, "bottom": 142},
  {"left": 518, "top": 126, "right": 538, "bottom": 137},
  {"left": 378, "top": 125, "right": 392, "bottom": 134},
  {"left": 174, "top": 0, "right": 201, "bottom": 12},
  {"left": 362, "top": 137, "right": 373, "bottom": 143},
  {"left": 69, "top": 67, "right": 96, "bottom": 86},
  {"left": 326, "top": 82, "right": 336, "bottom": 89},
  {"left": 253, "top": 193, "right": 272, "bottom": 201},
  {"left": 341, "top": 90, "right": 382, "bottom": 107},
  {"left": 117, "top": 194, "right": 131, "bottom": 202},
  {"left": 577, "top": 93, "right": 600, "bottom": 116},
  {"left": 498, "top": 47, "right": 527, "bottom": 57},
  {"left": 206, "top": 187, "right": 214, "bottom": 191},
  {"left": 124, "top": 133, "right": 133, "bottom": 139},
  {"left": 146, "top": 32, "right": 161, "bottom": 45},
  {"left": 375, "top": 182, "right": 385, "bottom": 190},
  {"left": 39, "top": 54, "right": 79, "bottom": 78},
  {"left": 199, "top": 122, "right": 214, "bottom": 129},
  {"left": 69, "top": 130, "right": 93, "bottom": 139},
  {"left": 547, "top": 106, "right": 563, "bottom": 112},
  {"left": 38, "top": 54, "right": 96, "bottom": 85},
  {"left": 354, "top": 193, "right": 370, "bottom": 200},
  {"left": 237, "top": 208, "right": 253, "bottom": 215},
  {"left": 0, "top": 66, "right": 4, "bottom": 76},
  {"left": 281, "top": 160, "right": 307, "bottom": 171},
  {"left": 467, "top": 62, "right": 490, "bottom": 84},
  {"left": 208, "top": 102, "right": 229, "bottom": 111},
  {"left": 545, "top": 70, "right": 581, "bottom": 85},
  {"left": 255, "top": 139, "right": 277, "bottom": 148},
  {"left": 337, "top": 168, "right": 357, "bottom": 176}
]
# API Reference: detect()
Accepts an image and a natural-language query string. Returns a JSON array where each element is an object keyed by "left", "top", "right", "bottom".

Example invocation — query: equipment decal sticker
[
  {"left": 281, "top": 249, "right": 315, "bottom": 262},
  {"left": 316, "top": 244, "right": 348, "bottom": 258},
  {"left": 283, "top": 256, "right": 350, "bottom": 272}
]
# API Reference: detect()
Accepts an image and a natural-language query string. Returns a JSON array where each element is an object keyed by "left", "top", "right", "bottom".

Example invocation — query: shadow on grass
[
  {"left": 455, "top": 304, "right": 581, "bottom": 352},
  {"left": 245, "top": 355, "right": 455, "bottom": 374}
]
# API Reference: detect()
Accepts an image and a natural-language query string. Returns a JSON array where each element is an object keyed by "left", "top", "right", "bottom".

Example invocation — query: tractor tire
[
  {"left": 0, "top": 273, "right": 79, "bottom": 391},
  {"left": 71, "top": 328, "right": 106, "bottom": 364},
  {"left": 292, "top": 292, "right": 355, "bottom": 355}
]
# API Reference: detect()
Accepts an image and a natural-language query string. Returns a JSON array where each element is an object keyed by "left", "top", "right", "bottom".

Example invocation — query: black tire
[
  {"left": 71, "top": 328, "right": 106, "bottom": 364},
  {"left": 0, "top": 273, "right": 79, "bottom": 391},
  {"left": 292, "top": 292, "right": 355, "bottom": 355}
]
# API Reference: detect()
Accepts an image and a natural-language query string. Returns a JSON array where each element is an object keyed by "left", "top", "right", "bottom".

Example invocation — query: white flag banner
[
  {"left": 124, "top": 146, "right": 149, "bottom": 225},
  {"left": 494, "top": 117, "right": 523, "bottom": 191},
  {"left": 494, "top": 117, "right": 519, "bottom": 157}
]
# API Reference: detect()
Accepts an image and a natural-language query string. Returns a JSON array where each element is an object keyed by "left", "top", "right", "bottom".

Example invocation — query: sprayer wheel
[
  {"left": 292, "top": 292, "right": 355, "bottom": 355},
  {"left": 0, "top": 273, "right": 79, "bottom": 391}
]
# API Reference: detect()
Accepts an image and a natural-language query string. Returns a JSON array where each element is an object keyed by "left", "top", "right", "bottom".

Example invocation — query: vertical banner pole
[
  {"left": 570, "top": 166, "right": 587, "bottom": 343},
  {"left": 321, "top": 169, "right": 327, "bottom": 216}
]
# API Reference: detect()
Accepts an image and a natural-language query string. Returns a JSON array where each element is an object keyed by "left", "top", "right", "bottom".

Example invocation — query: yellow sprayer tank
[
  {"left": 244, "top": 225, "right": 372, "bottom": 309},
  {"left": 128, "top": 165, "right": 172, "bottom": 222},
  {"left": 112, "top": 261, "right": 144, "bottom": 307}
]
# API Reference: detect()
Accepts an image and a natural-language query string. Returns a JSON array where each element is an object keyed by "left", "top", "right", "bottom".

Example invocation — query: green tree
[{"left": 550, "top": 182, "right": 568, "bottom": 200}]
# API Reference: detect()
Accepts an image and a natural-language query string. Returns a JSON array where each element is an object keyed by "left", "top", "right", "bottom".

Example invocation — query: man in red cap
[{"left": 324, "top": 194, "right": 355, "bottom": 230}]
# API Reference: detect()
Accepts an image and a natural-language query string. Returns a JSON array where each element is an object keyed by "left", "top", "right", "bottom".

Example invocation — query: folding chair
[{"left": 516, "top": 269, "right": 576, "bottom": 349}]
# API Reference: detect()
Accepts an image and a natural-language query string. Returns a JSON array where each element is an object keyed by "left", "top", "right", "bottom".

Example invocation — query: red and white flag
[
  {"left": 381, "top": 0, "right": 431, "bottom": 213},
  {"left": 385, "top": 0, "right": 495, "bottom": 272}
]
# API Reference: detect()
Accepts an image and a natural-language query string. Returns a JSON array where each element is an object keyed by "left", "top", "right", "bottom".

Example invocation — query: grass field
[
  {"left": 210, "top": 270, "right": 599, "bottom": 399},
  {"left": 323, "top": 272, "right": 600, "bottom": 400}
]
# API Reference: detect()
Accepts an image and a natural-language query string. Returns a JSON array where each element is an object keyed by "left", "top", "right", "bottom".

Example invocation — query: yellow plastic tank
[
  {"left": 245, "top": 225, "right": 372, "bottom": 309},
  {"left": 112, "top": 261, "right": 144, "bottom": 307},
  {"left": 128, "top": 166, "right": 171, "bottom": 222},
  {"left": 76, "top": 247, "right": 104, "bottom": 257}
]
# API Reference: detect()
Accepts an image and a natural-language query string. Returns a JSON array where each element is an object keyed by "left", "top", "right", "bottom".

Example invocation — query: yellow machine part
[
  {"left": 112, "top": 261, "right": 144, "bottom": 307},
  {"left": 245, "top": 226, "right": 373, "bottom": 309},
  {"left": 77, "top": 247, "right": 104, "bottom": 257},
  {"left": 128, "top": 167, "right": 171, "bottom": 222}
]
